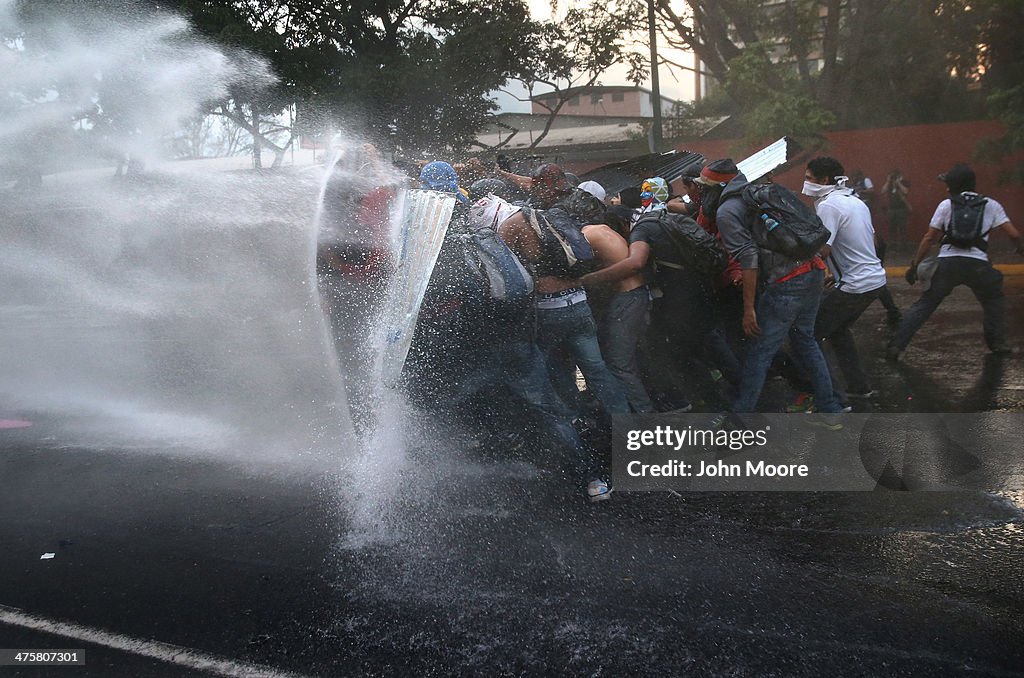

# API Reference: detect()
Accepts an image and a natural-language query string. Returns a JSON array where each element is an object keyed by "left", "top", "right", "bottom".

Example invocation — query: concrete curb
[{"left": 885, "top": 263, "right": 1024, "bottom": 276}]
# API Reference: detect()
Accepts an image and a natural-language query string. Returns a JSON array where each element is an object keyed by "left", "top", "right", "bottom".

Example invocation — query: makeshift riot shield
[
  {"left": 380, "top": 189, "right": 456, "bottom": 387},
  {"left": 736, "top": 137, "right": 793, "bottom": 183}
]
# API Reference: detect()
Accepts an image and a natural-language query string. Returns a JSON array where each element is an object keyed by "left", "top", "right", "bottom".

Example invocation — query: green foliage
[
  {"left": 141, "top": 0, "right": 540, "bottom": 156},
  {"left": 726, "top": 46, "right": 834, "bottom": 147},
  {"left": 742, "top": 93, "right": 835, "bottom": 148},
  {"left": 976, "top": 84, "right": 1024, "bottom": 183},
  {"left": 650, "top": 0, "right": 1019, "bottom": 140},
  {"left": 162, "top": 0, "right": 637, "bottom": 157}
]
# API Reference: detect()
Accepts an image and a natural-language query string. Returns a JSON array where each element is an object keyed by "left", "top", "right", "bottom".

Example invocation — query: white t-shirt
[
  {"left": 930, "top": 193, "right": 1009, "bottom": 261},
  {"left": 816, "top": 188, "right": 887, "bottom": 294}
]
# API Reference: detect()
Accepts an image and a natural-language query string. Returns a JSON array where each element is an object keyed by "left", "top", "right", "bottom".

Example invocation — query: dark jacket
[{"left": 715, "top": 173, "right": 811, "bottom": 284}]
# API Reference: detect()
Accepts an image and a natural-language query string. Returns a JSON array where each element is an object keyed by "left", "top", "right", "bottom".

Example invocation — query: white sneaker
[
  {"left": 805, "top": 413, "right": 844, "bottom": 430},
  {"left": 587, "top": 479, "right": 612, "bottom": 502}
]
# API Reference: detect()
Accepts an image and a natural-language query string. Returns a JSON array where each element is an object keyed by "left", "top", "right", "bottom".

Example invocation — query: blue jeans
[
  {"left": 733, "top": 268, "right": 840, "bottom": 413},
  {"left": 537, "top": 301, "right": 630, "bottom": 416},
  {"left": 600, "top": 287, "right": 656, "bottom": 413}
]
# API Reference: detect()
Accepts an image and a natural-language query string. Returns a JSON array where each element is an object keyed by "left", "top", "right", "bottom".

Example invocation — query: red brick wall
[{"left": 667, "top": 121, "right": 1023, "bottom": 243}]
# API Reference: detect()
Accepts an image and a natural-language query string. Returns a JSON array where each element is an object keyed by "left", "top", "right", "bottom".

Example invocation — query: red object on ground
[{"left": 0, "top": 419, "right": 32, "bottom": 429}]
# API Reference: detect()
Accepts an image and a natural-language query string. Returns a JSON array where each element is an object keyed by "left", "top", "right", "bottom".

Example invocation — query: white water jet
[
  {"left": 314, "top": 139, "right": 416, "bottom": 542},
  {"left": 0, "top": 1, "right": 353, "bottom": 465}
]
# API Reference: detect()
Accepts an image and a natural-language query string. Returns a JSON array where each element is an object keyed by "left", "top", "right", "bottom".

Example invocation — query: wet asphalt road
[{"left": 1, "top": 275, "right": 1024, "bottom": 677}]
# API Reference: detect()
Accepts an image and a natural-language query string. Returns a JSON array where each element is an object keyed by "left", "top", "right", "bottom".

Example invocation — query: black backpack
[
  {"left": 742, "top": 183, "right": 830, "bottom": 260},
  {"left": 635, "top": 211, "right": 728, "bottom": 277},
  {"left": 943, "top": 192, "right": 989, "bottom": 251}
]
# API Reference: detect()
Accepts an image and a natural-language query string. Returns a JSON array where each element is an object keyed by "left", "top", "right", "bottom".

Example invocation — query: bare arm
[
  {"left": 998, "top": 220, "right": 1024, "bottom": 255},
  {"left": 580, "top": 240, "right": 650, "bottom": 288},
  {"left": 909, "top": 227, "right": 942, "bottom": 268},
  {"left": 665, "top": 197, "right": 690, "bottom": 215},
  {"left": 495, "top": 168, "right": 532, "bottom": 191}
]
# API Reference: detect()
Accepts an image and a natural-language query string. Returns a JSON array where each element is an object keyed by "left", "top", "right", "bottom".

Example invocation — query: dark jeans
[
  {"left": 649, "top": 269, "right": 741, "bottom": 405},
  {"left": 537, "top": 300, "right": 630, "bottom": 416},
  {"left": 733, "top": 268, "right": 840, "bottom": 413},
  {"left": 891, "top": 256, "right": 1006, "bottom": 351},
  {"left": 600, "top": 287, "right": 656, "bottom": 413},
  {"left": 877, "top": 285, "right": 900, "bottom": 317},
  {"left": 451, "top": 339, "right": 598, "bottom": 479},
  {"left": 815, "top": 287, "right": 881, "bottom": 400}
]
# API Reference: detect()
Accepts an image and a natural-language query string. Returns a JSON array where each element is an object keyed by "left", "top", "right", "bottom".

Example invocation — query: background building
[{"left": 476, "top": 85, "right": 680, "bottom": 169}]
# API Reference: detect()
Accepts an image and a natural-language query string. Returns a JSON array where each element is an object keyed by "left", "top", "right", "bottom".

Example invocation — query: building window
[
  {"left": 611, "top": 92, "right": 624, "bottom": 102},
  {"left": 568, "top": 95, "right": 580, "bottom": 107},
  {"left": 590, "top": 94, "right": 601, "bottom": 104}
]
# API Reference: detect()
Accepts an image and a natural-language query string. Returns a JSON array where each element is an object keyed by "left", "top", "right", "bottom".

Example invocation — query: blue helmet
[{"left": 420, "top": 161, "right": 461, "bottom": 194}]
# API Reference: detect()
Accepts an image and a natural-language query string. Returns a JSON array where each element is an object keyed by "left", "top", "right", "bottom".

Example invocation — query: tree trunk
[
  {"left": 251, "top": 106, "right": 263, "bottom": 169},
  {"left": 270, "top": 135, "right": 294, "bottom": 169},
  {"left": 818, "top": 0, "right": 843, "bottom": 104}
]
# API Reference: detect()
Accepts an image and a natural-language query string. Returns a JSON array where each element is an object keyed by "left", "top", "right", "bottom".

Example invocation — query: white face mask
[
  {"left": 469, "top": 195, "right": 521, "bottom": 230},
  {"left": 802, "top": 180, "right": 835, "bottom": 198}
]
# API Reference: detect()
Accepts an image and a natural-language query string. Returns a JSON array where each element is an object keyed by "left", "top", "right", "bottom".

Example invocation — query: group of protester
[{"left": 320, "top": 147, "right": 1022, "bottom": 502}]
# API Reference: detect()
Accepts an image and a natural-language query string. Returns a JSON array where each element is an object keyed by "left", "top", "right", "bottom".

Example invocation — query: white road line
[{"left": 0, "top": 604, "right": 307, "bottom": 678}]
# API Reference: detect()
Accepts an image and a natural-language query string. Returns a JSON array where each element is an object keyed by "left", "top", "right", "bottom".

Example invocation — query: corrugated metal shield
[
  {"left": 737, "top": 137, "right": 792, "bottom": 183},
  {"left": 380, "top": 189, "right": 456, "bottom": 387}
]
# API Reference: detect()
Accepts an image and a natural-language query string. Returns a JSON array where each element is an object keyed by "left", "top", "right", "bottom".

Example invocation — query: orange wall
[{"left": 665, "top": 121, "right": 1023, "bottom": 242}]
